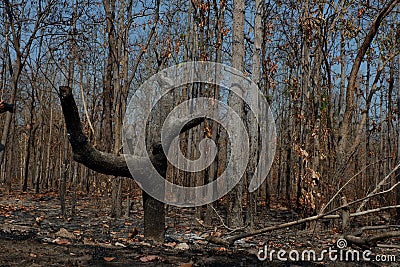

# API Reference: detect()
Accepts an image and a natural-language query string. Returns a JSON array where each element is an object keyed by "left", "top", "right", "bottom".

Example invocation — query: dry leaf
[
  {"left": 35, "top": 216, "right": 44, "bottom": 224},
  {"left": 139, "top": 255, "right": 162, "bottom": 262},
  {"left": 164, "top": 242, "right": 176, "bottom": 248},
  {"left": 73, "top": 230, "right": 82, "bottom": 235},
  {"left": 210, "top": 231, "right": 222, "bottom": 237},
  {"left": 103, "top": 257, "right": 115, "bottom": 262},
  {"left": 128, "top": 227, "right": 138, "bottom": 238},
  {"left": 55, "top": 238, "right": 70, "bottom": 245},
  {"left": 55, "top": 228, "right": 75, "bottom": 239}
]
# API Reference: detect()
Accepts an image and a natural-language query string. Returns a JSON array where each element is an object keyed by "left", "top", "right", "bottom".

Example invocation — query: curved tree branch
[
  {"left": 58, "top": 86, "right": 204, "bottom": 178},
  {"left": 60, "top": 86, "right": 135, "bottom": 177}
]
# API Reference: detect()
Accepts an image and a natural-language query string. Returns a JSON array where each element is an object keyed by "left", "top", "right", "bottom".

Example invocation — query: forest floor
[{"left": 0, "top": 189, "right": 398, "bottom": 267}]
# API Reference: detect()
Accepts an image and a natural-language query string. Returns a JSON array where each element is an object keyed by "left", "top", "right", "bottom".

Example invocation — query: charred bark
[{"left": 59, "top": 86, "right": 133, "bottom": 177}]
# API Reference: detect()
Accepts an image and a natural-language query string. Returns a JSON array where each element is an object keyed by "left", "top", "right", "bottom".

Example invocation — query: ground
[{"left": 0, "top": 189, "right": 398, "bottom": 266}]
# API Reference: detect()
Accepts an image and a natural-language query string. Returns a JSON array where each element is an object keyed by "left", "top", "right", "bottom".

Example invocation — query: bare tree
[{"left": 336, "top": 0, "right": 400, "bottom": 173}]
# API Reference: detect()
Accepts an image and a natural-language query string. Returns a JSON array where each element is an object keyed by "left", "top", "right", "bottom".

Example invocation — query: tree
[
  {"left": 336, "top": 0, "right": 400, "bottom": 174},
  {"left": 58, "top": 85, "right": 203, "bottom": 240},
  {"left": 0, "top": 0, "right": 55, "bottom": 168},
  {"left": 397, "top": 48, "right": 400, "bottom": 220}
]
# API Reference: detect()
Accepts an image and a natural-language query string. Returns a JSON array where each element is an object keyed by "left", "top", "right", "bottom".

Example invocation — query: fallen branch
[
  {"left": 210, "top": 165, "right": 400, "bottom": 245},
  {"left": 377, "top": 244, "right": 400, "bottom": 249},
  {"left": 345, "top": 231, "right": 400, "bottom": 250},
  {"left": 207, "top": 204, "right": 400, "bottom": 246},
  {"left": 357, "top": 162, "right": 400, "bottom": 212},
  {"left": 353, "top": 225, "right": 400, "bottom": 236},
  {"left": 0, "top": 223, "right": 36, "bottom": 240}
]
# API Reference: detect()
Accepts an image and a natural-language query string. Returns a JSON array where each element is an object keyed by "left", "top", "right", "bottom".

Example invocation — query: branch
[
  {"left": 128, "top": 0, "right": 160, "bottom": 87},
  {"left": 207, "top": 202, "right": 400, "bottom": 246},
  {"left": 320, "top": 160, "right": 381, "bottom": 214},
  {"left": 338, "top": 0, "right": 399, "bottom": 162},
  {"left": 208, "top": 165, "right": 400, "bottom": 245},
  {"left": 59, "top": 86, "right": 135, "bottom": 177},
  {"left": 357, "top": 162, "right": 400, "bottom": 212},
  {"left": 353, "top": 225, "right": 400, "bottom": 237},
  {"left": 345, "top": 231, "right": 400, "bottom": 249},
  {"left": 59, "top": 86, "right": 204, "bottom": 178}
]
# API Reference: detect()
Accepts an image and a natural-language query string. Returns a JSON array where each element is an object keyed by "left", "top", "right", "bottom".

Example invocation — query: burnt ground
[{"left": 0, "top": 189, "right": 398, "bottom": 267}]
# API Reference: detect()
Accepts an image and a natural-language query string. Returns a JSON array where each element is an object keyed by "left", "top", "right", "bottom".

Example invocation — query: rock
[
  {"left": 115, "top": 242, "right": 126, "bottom": 247},
  {"left": 41, "top": 237, "right": 53, "bottom": 243},
  {"left": 55, "top": 228, "right": 75, "bottom": 239},
  {"left": 185, "top": 233, "right": 204, "bottom": 240},
  {"left": 175, "top": 242, "right": 190, "bottom": 251},
  {"left": 83, "top": 237, "right": 96, "bottom": 245}
]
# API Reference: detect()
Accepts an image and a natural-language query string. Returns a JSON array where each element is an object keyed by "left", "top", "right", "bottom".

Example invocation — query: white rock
[
  {"left": 175, "top": 242, "right": 189, "bottom": 250},
  {"left": 115, "top": 242, "right": 126, "bottom": 247}
]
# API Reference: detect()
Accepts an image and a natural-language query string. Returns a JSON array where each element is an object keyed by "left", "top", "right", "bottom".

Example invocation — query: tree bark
[
  {"left": 227, "top": 0, "right": 245, "bottom": 229},
  {"left": 246, "top": 0, "right": 263, "bottom": 229},
  {"left": 22, "top": 96, "right": 34, "bottom": 192},
  {"left": 397, "top": 52, "right": 400, "bottom": 220}
]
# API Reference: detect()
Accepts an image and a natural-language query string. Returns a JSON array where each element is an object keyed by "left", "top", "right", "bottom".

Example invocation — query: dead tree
[{"left": 58, "top": 86, "right": 203, "bottom": 241}]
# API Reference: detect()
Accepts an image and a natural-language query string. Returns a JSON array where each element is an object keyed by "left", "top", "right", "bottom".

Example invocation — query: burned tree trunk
[
  {"left": 59, "top": 86, "right": 164, "bottom": 240},
  {"left": 58, "top": 86, "right": 203, "bottom": 241}
]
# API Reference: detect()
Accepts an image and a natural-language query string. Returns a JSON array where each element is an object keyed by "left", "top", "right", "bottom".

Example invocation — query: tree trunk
[
  {"left": 102, "top": 0, "right": 116, "bottom": 153},
  {"left": 0, "top": 0, "right": 52, "bottom": 165},
  {"left": 22, "top": 87, "right": 36, "bottom": 192},
  {"left": 227, "top": 0, "right": 245, "bottom": 229},
  {"left": 336, "top": 0, "right": 399, "bottom": 173},
  {"left": 60, "top": 133, "right": 69, "bottom": 218},
  {"left": 246, "top": 0, "right": 263, "bottom": 229},
  {"left": 396, "top": 54, "right": 400, "bottom": 220}
]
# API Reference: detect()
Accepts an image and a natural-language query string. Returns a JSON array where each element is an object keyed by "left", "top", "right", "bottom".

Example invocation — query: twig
[
  {"left": 377, "top": 244, "right": 400, "bottom": 249},
  {"left": 317, "top": 181, "right": 400, "bottom": 220},
  {"left": 350, "top": 205, "right": 400, "bottom": 217},
  {"left": 320, "top": 161, "right": 379, "bottom": 214},
  {"left": 208, "top": 204, "right": 246, "bottom": 233}
]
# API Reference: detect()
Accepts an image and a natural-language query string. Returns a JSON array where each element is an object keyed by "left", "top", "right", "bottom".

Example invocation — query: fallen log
[{"left": 0, "top": 223, "right": 36, "bottom": 240}]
